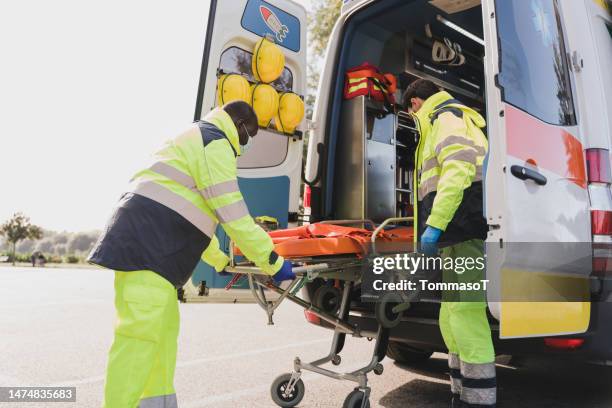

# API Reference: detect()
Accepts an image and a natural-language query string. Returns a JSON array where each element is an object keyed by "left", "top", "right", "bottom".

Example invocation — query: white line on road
[{"left": 47, "top": 338, "right": 329, "bottom": 388}]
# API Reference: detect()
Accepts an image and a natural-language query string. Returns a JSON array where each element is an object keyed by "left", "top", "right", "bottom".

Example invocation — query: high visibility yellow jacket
[
  {"left": 88, "top": 108, "right": 283, "bottom": 287},
  {"left": 412, "top": 91, "right": 489, "bottom": 243}
]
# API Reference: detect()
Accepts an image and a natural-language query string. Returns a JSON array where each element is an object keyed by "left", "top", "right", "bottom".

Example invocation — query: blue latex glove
[
  {"left": 420, "top": 226, "right": 442, "bottom": 256},
  {"left": 272, "top": 260, "right": 296, "bottom": 283}
]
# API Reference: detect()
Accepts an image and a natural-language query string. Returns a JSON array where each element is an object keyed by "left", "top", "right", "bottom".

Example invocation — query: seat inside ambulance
[{"left": 322, "top": 0, "right": 486, "bottom": 226}]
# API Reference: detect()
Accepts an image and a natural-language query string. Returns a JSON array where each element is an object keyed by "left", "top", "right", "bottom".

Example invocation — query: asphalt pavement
[{"left": 1, "top": 267, "right": 612, "bottom": 408}]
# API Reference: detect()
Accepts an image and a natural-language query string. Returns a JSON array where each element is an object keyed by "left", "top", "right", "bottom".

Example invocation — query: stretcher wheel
[
  {"left": 270, "top": 373, "right": 305, "bottom": 407},
  {"left": 375, "top": 292, "right": 403, "bottom": 329},
  {"left": 342, "top": 389, "right": 370, "bottom": 408},
  {"left": 332, "top": 354, "right": 342, "bottom": 366},
  {"left": 313, "top": 285, "right": 342, "bottom": 315}
]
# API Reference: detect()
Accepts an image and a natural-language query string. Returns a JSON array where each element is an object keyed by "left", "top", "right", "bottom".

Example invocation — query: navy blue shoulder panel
[
  {"left": 198, "top": 121, "right": 237, "bottom": 157},
  {"left": 430, "top": 99, "right": 464, "bottom": 125},
  {"left": 434, "top": 98, "right": 463, "bottom": 110}
]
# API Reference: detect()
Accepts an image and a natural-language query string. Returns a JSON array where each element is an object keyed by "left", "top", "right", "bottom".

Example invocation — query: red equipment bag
[{"left": 343, "top": 62, "right": 397, "bottom": 107}]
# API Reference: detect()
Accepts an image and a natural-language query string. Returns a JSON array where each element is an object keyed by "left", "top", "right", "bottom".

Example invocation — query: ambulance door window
[{"left": 495, "top": 0, "right": 576, "bottom": 126}]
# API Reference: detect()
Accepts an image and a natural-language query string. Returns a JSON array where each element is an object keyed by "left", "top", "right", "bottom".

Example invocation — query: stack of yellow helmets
[
  {"left": 253, "top": 37, "right": 304, "bottom": 134},
  {"left": 216, "top": 35, "right": 305, "bottom": 135}
]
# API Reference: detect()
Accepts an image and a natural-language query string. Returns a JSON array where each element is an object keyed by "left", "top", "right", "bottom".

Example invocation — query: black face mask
[{"left": 239, "top": 123, "right": 253, "bottom": 154}]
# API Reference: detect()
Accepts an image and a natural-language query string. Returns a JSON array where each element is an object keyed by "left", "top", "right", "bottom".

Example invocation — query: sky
[{"left": 0, "top": 0, "right": 311, "bottom": 232}]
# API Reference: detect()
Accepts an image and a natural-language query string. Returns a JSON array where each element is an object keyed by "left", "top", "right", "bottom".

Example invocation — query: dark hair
[
  {"left": 402, "top": 79, "right": 441, "bottom": 109},
  {"left": 223, "top": 101, "right": 258, "bottom": 144}
]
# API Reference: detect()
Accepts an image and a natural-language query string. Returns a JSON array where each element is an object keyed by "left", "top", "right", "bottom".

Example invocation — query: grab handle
[{"left": 510, "top": 165, "right": 547, "bottom": 186}]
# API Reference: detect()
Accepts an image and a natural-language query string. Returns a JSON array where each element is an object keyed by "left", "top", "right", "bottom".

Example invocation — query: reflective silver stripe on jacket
[
  {"left": 435, "top": 135, "right": 487, "bottom": 156},
  {"left": 421, "top": 156, "right": 439, "bottom": 173},
  {"left": 149, "top": 161, "right": 196, "bottom": 190},
  {"left": 215, "top": 200, "right": 250, "bottom": 224},
  {"left": 443, "top": 149, "right": 478, "bottom": 165},
  {"left": 200, "top": 179, "right": 241, "bottom": 199},
  {"left": 418, "top": 175, "right": 439, "bottom": 201},
  {"left": 475, "top": 165, "right": 483, "bottom": 182},
  {"left": 418, "top": 166, "right": 483, "bottom": 201},
  {"left": 148, "top": 162, "right": 242, "bottom": 201},
  {"left": 131, "top": 181, "right": 217, "bottom": 237},
  {"left": 139, "top": 393, "right": 178, "bottom": 408}
]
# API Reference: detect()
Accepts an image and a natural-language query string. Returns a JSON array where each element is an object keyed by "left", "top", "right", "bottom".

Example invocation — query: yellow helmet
[
  {"left": 252, "top": 37, "right": 285, "bottom": 83},
  {"left": 274, "top": 92, "right": 305, "bottom": 135},
  {"left": 217, "top": 74, "right": 250, "bottom": 105},
  {"left": 249, "top": 83, "right": 279, "bottom": 127}
]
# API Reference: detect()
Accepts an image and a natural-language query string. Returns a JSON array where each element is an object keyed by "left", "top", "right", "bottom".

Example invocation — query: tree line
[{"left": 0, "top": 213, "right": 99, "bottom": 264}]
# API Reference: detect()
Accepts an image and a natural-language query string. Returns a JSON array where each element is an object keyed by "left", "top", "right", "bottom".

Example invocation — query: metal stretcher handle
[
  {"left": 370, "top": 216, "right": 413, "bottom": 254},
  {"left": 371, "top": 217, "right": 414, "bottom": 243}
]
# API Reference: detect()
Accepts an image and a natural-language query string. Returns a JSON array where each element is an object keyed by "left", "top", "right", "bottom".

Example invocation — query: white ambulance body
[{"left": 189, "top": 0, "right": 612, "bottom": 359}]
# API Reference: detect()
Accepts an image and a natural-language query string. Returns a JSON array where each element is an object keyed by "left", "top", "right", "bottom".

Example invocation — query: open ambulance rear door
[
  {"left": 182, "top": 0, "right": 307, "bottom": 303},
  {"left": 482, "top": 0, "right": 592, "bottom": 338}
]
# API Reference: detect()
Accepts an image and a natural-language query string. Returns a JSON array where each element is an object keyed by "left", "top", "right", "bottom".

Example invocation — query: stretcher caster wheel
[
  {"left": 332, "top": 354, "right": 342, "bottom": 366},
  {"left": 271, "top": 373, "right": 305, "bottom": 407},
  {"left": 313, "top": 286, "right": 342, "bottom": 315},
  {"left": 342, "top": 389, "right": 370, "bottom": 408},
  {"left": 375, "top": 292, "right": 403, "bottom": 328},
  {"left": 373, "top": 363, "right": 384, "bottom": 375}
]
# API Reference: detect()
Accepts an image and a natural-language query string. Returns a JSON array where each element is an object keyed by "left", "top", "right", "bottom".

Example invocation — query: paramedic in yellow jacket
[
  {"left": 87, "top": 101, "right": 294, "bottom": 408},
  {"left": 403, "top": 79, "right": 495, "bottom": 408}
]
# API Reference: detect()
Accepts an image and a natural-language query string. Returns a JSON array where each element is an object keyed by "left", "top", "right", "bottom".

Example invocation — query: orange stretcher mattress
[{"left": 236, "top": 223, "right": 413, "bottom": 258}]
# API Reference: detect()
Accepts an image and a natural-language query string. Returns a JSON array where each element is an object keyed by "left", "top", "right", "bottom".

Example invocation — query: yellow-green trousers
[
  {"left": 438, "top": 239, "right": 496, "bottom": 407},
  {"left": 103, "top": 270, "right": 179, "bottom": 408}
]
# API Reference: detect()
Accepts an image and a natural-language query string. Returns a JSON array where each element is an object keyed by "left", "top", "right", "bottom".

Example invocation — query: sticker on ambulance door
[{"left": 241, "top": 0, "right": 301, "bottom": 52}]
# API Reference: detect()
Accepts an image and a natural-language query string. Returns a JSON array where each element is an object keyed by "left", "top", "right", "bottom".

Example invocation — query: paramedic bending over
[
  {"left": 87, "top": 101, "right": 295, "bottom": 408},
  {"left": 403, "top": 79, "right": 495, "bottom": 408}
]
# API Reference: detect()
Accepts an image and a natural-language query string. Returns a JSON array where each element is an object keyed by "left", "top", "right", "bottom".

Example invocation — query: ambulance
[{"left": 187, "top": 0, "right": 612, "bottom": 364}]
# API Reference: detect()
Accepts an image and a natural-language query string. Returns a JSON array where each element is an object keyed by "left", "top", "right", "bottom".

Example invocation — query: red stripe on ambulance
[{"left": 505, "top": 105, "right": 587, "bottom": 188}]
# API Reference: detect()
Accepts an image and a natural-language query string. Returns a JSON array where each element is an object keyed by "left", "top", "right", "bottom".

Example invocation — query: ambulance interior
[
  {"left": 327, "top": 0, "right": 486, "bottom": 227},
  {"left": 303, "top": 0, "right": 488, "bottom": 318}
]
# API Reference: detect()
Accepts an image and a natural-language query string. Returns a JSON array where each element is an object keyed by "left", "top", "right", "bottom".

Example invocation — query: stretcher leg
[
  {"left": 270, "top": 280, "right": 389, "bottom": 408},
  {"left": 307, "top": 282, "right": 352, "bottom": 368}
]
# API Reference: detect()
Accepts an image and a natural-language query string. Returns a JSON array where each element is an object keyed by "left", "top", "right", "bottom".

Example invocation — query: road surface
[{"left": 1, "top": 267, "right": 612, "bottom": 407}]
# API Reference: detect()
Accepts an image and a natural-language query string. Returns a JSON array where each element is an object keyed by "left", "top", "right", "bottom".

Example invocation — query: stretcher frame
[{"left": 224, "top": 217, "right": 414, "bottom": 408}]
